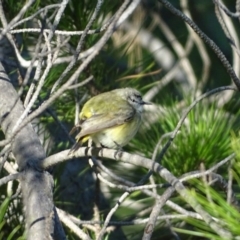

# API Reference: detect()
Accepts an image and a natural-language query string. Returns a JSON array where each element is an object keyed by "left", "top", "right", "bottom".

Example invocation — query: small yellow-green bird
[{"left": 69, "top": 88, "right": 149, "bottom": 154}]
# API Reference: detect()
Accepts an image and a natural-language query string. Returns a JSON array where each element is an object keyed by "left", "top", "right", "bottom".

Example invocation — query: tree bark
[{"left": 0, "top": 62, "right": 65, "bottom": 240}]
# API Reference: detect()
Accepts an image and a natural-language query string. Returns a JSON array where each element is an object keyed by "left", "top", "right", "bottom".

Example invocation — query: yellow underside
[
  {"left": 95, "top": 120, "right": 140, "bottom": 148},
  {"left": 80, "top": 135, "right": 90, "bottom": 144},
  {"left": 77, "top": 116, "right": 141, "bottom": 148}
]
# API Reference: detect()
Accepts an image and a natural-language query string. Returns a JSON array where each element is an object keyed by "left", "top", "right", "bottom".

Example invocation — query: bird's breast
[{"left": 92, "top": 114, "right": 141, "bottom": 148}]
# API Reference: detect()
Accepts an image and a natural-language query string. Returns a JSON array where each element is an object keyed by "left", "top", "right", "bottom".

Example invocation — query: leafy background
[{"left": 1, "top": 0, "right": 240, "bottom": 239}]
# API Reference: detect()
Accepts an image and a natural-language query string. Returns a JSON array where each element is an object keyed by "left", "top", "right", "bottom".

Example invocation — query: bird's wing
[
  {"left": 79, "top": 90, "right": 130, "bottom": 119},
  {"left": 75, "top": 108, "right": 135, "bottom": 140}
]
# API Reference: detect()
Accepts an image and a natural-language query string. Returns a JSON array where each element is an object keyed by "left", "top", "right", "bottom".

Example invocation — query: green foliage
[
  {"left": 0, "top": 197, "right": 10, "bottom": 223},
  {"left": 125, "top": 97, "right": 239, "bottom": 239},
  {"left": 133, "top": 98, "right": 235, "bottom": 176},
  {"left": 1, "top": 0, "right": 240, "bottom": 239},
  {"left": 7, "top": 225, "right": 22, "bottom": 240},
  {"left": 0, "top": 197, "right": 24, "bottom": 239},
  {"left": 162, "top": 103, "right": 233, "bottom": 176},
  {"left": 179, "top": 178, "right": 240, "bottom": 239}
]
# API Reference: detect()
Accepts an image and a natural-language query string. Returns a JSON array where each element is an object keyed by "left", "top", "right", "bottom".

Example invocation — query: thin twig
[
  {"left": 158, "top": 0, "right": 240, "bottom": 90},
  {"left": 0, "top": 172, "right": 21, "bottom": 187}
]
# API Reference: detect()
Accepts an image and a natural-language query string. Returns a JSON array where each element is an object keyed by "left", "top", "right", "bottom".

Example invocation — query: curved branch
[{"left": 43, "top": 147, "right": 233, "bottom": 239}]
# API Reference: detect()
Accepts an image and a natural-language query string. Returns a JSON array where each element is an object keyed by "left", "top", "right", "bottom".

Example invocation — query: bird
[{"left": 69, "top": 88, "right": 150, "bottom": 154}]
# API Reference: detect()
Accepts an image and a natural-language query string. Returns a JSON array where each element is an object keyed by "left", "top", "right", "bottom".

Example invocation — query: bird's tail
[
  {"left": 68, "top": 135, "right": 90, "bottom": 156},
  {"left": 68, "top": 142, "right": 82, "bottom": 156}
]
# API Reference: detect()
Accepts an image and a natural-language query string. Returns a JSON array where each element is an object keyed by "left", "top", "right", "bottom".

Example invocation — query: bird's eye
[
  {"left": 134, "top": 94, "right": 142, "bottom": 100},
  {"left": 128, "top": 93, "right": 142, "bottom": 103},
  {"left": 130, "top": 97, "right": 136, "bottom": 102}
]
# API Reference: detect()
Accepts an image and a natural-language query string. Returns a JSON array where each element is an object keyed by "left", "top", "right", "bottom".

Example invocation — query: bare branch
[{"left": 57, "top": 208, "right": 92, "bottom": 240}]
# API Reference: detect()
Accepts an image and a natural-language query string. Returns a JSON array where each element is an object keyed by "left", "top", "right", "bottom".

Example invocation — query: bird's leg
[{"left": 113, "top": 141, "right": 123, "bottom": 159}]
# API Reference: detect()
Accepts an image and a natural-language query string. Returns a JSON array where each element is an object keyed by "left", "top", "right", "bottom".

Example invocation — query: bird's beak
[{"left": 142, "top": 101, "right": 152, "bottom": 105}]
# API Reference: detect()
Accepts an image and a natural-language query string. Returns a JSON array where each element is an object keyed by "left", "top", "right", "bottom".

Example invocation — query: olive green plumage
[{"left": 69, "top": 88, "right": 149, "bottom": 154}]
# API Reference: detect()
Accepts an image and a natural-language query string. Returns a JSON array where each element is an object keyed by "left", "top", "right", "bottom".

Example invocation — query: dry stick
[
  {"left": 158, "top": 87, "right": 236, "bottom": 164},
  {"left": 9, "top": 0, "right": 138, "bottom": 37},
  {"left": 0, "top": 146, "right": 11, "bottom": 172},
  {"left": 156, "top": 13, "right": 197, "bottom": 89},
  {"left": 213, "top": 3, "right": 240, "bottom": 113},
  {"left": 75, "top": 147, "right": 234, "bottom": 239},
  {"left": 213, "top": 0, "right": 240, "bottom": 18},
  {"left": 0, "top": 1, "right": 44, "bottom": 107},
  {"left": 132, "top": 133, "right": 174, "bottom": 189},
  {"left": 57, "top": 208, "right": 92, "bottom": 240},
  {"left": 42, "top": 153, "right": 235, "bottom": 237},
  {"left": 237, "top": 0, "right": 240, "bottom": 21},
  {"left": 15, "top": 0, "right": 70, "bottom": 129},
  {"left": 213, "top": 2, "right": 240, "bottom": 107},
  {"left": 144, "top": 61, "right": 181, "bottom": 101},
  {"left": 22, "top": 33, "right": 45, "bottom": 105},
  {"left": 97, "top": 191, "right": 130, "bottom": 240},
  {"left": 0, "top": 0, "right": 42, "bottom": 71},
  {"left": 179, "top": 0, "right": 211, "bottom": 89},
  {"left": 57, "top": 201, "right": 198, "bottom": 227},
  {"left": 64, "top": 210, "right": 190, "bottom": 226},
  {"left": 94, "top": 158, "right": 201, "bottom": 220},
  {"left": 10, "top": 4, "right": 61, "bottom": 29},
  {"left": 6, "top": 1, "right": 140, "bottom": 69},
  {"left": 23, "top": 21, "right": 46, "bottom": 106},
  {"left": 95, "top": 137, "right": 173, "bottom": 239},
  {"left": 87, "top": 140, "right": 102, "bottom": 239},
  {"left": 0, "top": 0, "right": 36, "bottom": 41},
  {"left": 214, "top": 3, "right": 240, "bottom": 58},
  {"left": 27, "top": 152, "right": 237, "bottom": 232},
  {"left": 96, "top": 160, "right": 160, "bottom": 240},
  {"left": 9, "top": 20, "right": 112, "bottom": 36},
  {"left": 227, "top": 161, "right": 233, "bottom": 204},
  {"left": 50, "top": 0, "right": 104, "bottom": 94},
  {"left": 158, "top": 0, "right": 240, "bottom": 91},
  {"left": 67, "top": 0, "right": 104, "bottom": 135},
  {"left": 90, "top": 160, "right": 175, "bottom": 234},
  {"left": 15, "top": 36, "right": 53, "bottom": 130},
  {"left": 42, "top": 153, "right": 234, "bottom": 234},
  {"left": 67, "top": 75, "right": 93, "bottom": 90},
  {"left": 44, "top": 147, "right": 233, "bottom": 238},
  {"left": 180, "top": 153, "right": 235, "bottom": 182},
  {"left": 0, "top": 173, "right": 21, "bottom": 187}
]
